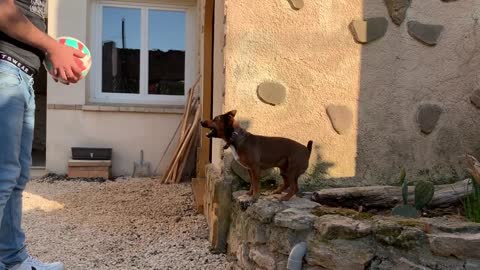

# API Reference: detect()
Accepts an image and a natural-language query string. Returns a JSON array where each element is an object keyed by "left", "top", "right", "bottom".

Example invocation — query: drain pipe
[{"left": 287, "top": 242, "right": 307, "bottom": 270}]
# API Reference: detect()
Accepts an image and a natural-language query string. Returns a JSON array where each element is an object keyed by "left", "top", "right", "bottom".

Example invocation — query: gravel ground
[{"left": 22, "top": 176, "right": 233, "bottom": 270}]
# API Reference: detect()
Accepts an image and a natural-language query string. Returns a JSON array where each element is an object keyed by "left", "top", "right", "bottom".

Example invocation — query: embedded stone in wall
[
  {"left": 287, "top": 0, "right": 304, "bottom": 10},
  {"left": 350, "top": 17, "right": 388, "bottom": 44},
  {"left": 249, "top": 246, "right": 276, "bottom": 270},
  {"left": 429, "top": 233, "right": 480, "bottom": 259},
  {"left": 416, "top": 104, "right": 443, "bottom": 135},
  {"left": 384, "top": 0, "right": 411, "bottom": 26},
  {"left": 326, "top": 105, "right": 353, "bottom": 135},
  {"left": 407, "top": 21, "right": 444, "bottom": 46},
  {"left": 470, "top": 89, "right": 480, "bottom": 109},
  {"left": 257, "top": 81, "right": 286, "bottom": 106}
]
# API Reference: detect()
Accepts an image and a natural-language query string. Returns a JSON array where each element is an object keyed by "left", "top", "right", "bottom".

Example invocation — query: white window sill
[{"left": 47, "top": 103, "right": 185, "bottom": 114}]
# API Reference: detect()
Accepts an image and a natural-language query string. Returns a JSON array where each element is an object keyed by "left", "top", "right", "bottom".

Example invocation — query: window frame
[{"left": 89, "top": 0, "right": 193, "bottom": 105}]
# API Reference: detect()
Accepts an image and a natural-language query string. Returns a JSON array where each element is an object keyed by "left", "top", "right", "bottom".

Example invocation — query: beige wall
[
  {"left": 211, "top": 0, "right": 226, "bottom": 165},
  {"left": 46, "top": 0, "right": 198, "bottom": 176},
  {"left": 221, "top": 0, "right": 480, "bottom": 185},
  {"left": 46, "top": 109, "right": 181, "bottom": 176}
]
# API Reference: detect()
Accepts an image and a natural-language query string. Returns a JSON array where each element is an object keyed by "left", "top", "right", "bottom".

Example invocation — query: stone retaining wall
[{"left": 227, "top": 192, "right": 480, "bottom": 270}]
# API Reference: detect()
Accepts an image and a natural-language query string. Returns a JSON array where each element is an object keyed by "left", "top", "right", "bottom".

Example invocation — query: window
[{"left": 90, "top": 1, "right": 195, "bottom": 105}]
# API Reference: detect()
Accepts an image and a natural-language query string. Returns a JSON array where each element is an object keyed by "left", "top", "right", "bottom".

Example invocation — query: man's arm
[{"left": 0, "top": 0, "right": 84, "bottom": 83}]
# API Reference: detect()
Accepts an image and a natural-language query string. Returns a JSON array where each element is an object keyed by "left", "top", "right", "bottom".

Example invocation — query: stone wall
[
  {"left": 227, "top": 192, "right": 480, "bottom": 270},
  {"left": 221, "top": 0, "right": 480, "bottom": 185}
]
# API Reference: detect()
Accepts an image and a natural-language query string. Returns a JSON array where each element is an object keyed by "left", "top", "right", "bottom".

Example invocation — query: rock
[
  {"left": 257, "top": 81, "right": 287, "bottom": 106},
  {"left": 287, "top": 0, "right": 304, "bottom": 10},
  {"left": 276, "top": 260, "right": 288, "bottom": 270},
  {"left": 314, "top": 215, "right": 372, "bottom": 240},
  {"left": 384, "top": 0, "right": 411, "bottom": 26},
  {"left": 282, "top": 197, "right": 320, "bottom": 210},
  {"left": 236, "top": 243, "right": 255, "bottom": 270},
  {"left": 326, "top": 105, "right": 353, "bottom": 135},
  {"left": 274, "top": 208, "right": 316, "bottom": 231},
  {"left": 425, "top": 217, "right": 480, "bottom": 234},
  {"left": 429, "top": 233, "right": 480, "bottom": 259},
  {"left": 465, "top": 260, "right": 480, "bottom": 270},
  {"left": 249, "top": 246, "right": 276, "bottom": 270},
  {"left": 233, "top": 191, "right": 256, "bottom": 210},
  {"left": 416, "top": 104, "right": 443, "bottom": 135},
  {"left": 306, "top": 238, "right": 375, "bottom": 270},
  {"left": 246, "top": 199, "right": 286, "bottom": 223},
  {"left": 394, "top": 228, "right": 427, "bottom": 249},
  {"left": 396, "top": 257, "right": 432, "bottom": 270},
  {"left": 267, "top": 226, "right": 310, "bottom": 255},
  {"left": 350, "top": 17, "right": 388, "bottom": 44},
  {"left": 470, "top": 89, "right": 480, "bottom": 109},
  {"left": 407, "top": 21, "right": 444, "bottom": 46},
  {"left": 373, "top": 219, "right": 427, "bottom": 249},
  {"left": 373, "top": 219, "right": 403, "bottom": 245},
  {"left": 245, "top": 220, "right": 268, "bottom": 244}
]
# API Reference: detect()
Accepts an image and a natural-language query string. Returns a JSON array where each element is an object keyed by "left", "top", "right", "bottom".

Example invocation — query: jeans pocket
[{"left": 0, "top": 69, "right": 21, "bottom": 89}]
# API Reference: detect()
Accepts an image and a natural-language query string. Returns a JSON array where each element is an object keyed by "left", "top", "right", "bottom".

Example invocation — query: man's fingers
[
  {"left": 66, "top": 67, "right": 80, "bottom": 84},
  {"left": 58, "top": 68, "right": 68, "bottom": 83},
  {"left": 73, "top": 48, "right": 86, "bottom": 58},
  {"left": 71, "top": 62, "right": 83, "bottom": 77}
]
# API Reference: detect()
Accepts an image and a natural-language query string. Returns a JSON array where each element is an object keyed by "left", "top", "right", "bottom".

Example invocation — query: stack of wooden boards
[{"left": 160, "top": 79, "right": 201, "bottom": 184}]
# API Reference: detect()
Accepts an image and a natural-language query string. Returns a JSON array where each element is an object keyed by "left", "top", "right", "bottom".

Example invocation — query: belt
[{"left": 0, "top": 52, "right": 36, "bottom": 77}]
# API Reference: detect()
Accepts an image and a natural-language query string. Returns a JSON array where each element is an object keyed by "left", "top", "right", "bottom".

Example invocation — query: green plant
[
  {"left": 463, "top": 179, "right": 480, "bottom": 223},
  {"left": 414, "top": 180, "right": 435, "bottom": 210},
  {"left": 392, "top": 169, "right": 435, "bottom": 218}
]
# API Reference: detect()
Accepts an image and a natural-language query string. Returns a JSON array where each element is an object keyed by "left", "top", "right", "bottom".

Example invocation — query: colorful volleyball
[{"left": 44, "top": 36, "right": 92, "bottom": 82}]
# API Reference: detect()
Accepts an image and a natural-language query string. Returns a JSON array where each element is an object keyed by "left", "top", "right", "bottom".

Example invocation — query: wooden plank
[
  {"left": 192, "top": 177, "right": 206, "bottom": 213},
  {"left": 311, "top": 179, "right": 472, "bottom": 210},
  {"left": 197, "top": 0, "right": 214, "bottom": 178},
  {"left": 166, "top": 108, "right": 201, "bottom": 183}
]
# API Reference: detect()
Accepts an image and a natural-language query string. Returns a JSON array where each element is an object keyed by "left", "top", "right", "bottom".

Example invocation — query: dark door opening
[{"left": 32, "top": 63, "right": 47, "bottom": 167}]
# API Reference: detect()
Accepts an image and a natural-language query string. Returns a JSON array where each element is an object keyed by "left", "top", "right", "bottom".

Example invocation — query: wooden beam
[{"left": 197, "top": 0, "right": 214, "bottom": 178}]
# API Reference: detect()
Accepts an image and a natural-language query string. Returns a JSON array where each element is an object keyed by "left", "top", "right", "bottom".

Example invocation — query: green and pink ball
[{"left": 44, "top": 36, "right": 92, "bottom": 82}]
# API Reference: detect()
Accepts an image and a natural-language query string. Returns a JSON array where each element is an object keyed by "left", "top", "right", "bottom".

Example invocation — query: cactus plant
[
  {"left": 399, "top": 168, "right": 406, "bottom": 184},
  {"left": 392, "top": 169, "right": 434, "bottom": 218},
  {"left": 402, "top": 178, "right": 408, "bottom": 205},
  {"left": 414, "top": 180, "right": 434, "bottom": 210},
  {"left": 392, "top": 204, "right": 419, "bottom": 218}
]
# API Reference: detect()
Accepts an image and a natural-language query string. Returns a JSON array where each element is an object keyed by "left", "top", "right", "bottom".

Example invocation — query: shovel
[{"left": 132, "top": 150, "right": 151, "bottom": 177}]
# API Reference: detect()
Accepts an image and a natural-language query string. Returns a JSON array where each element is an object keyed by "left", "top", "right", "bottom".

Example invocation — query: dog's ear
[{"left": 226, "top": 110, "right": 237, "bottom": 118}]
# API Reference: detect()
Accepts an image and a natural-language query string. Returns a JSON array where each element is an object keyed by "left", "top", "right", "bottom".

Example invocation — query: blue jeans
[{"left": 0, "top": 61, "right": 35, "bottom": 270}]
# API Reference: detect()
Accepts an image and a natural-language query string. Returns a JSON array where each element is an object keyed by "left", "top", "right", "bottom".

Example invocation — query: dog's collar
[{"left": 229, "top": 128, "right": 248, "bottom": 147}]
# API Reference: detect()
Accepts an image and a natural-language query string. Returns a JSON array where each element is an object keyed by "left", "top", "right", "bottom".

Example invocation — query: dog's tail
[{"left": 306, "top": 140, "right": 313, "bottom": 156}]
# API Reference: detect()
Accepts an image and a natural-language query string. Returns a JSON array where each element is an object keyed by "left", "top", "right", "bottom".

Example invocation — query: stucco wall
[
  {"left": 46, "top": 109, "right": 180, "bottom": 176},
  {"left": 222, "top": 0, "right": 480, "bottom": 185},
  {"left": 46, "top": 0, "right": 198, "bottom": 176}
]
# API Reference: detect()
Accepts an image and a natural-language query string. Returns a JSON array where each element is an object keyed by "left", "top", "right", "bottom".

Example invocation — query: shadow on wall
[
  {"left": 301, "top": 145, "right": 334, "bottom": 191},
  {"left": 353, "top": 0, "right": 480, "bottom": 185}
]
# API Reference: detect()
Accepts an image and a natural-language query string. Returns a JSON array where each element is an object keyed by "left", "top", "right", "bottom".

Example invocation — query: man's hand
[
  {"left": 46, "top": 42, "right": 86, "bottom": 84},
  {"left": 0, "top": 0, "right": 85, "bottom": 84}
]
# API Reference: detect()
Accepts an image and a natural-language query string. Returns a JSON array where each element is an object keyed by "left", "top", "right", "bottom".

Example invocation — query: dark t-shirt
[{"left": 0, "top": 0, "right": 47, "bottom": 72}]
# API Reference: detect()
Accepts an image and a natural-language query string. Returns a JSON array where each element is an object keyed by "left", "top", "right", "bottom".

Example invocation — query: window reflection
[
  {"left": 102, "top": 7, "right": 141, "bottom": 94},
  {"left": 148, "top": 10, "right": 186, "bottom": 96}
]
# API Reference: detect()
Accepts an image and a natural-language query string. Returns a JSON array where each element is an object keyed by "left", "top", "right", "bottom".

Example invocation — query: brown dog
[{"left": 200, "top": 110, "right": 313, "bottom": 201}]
